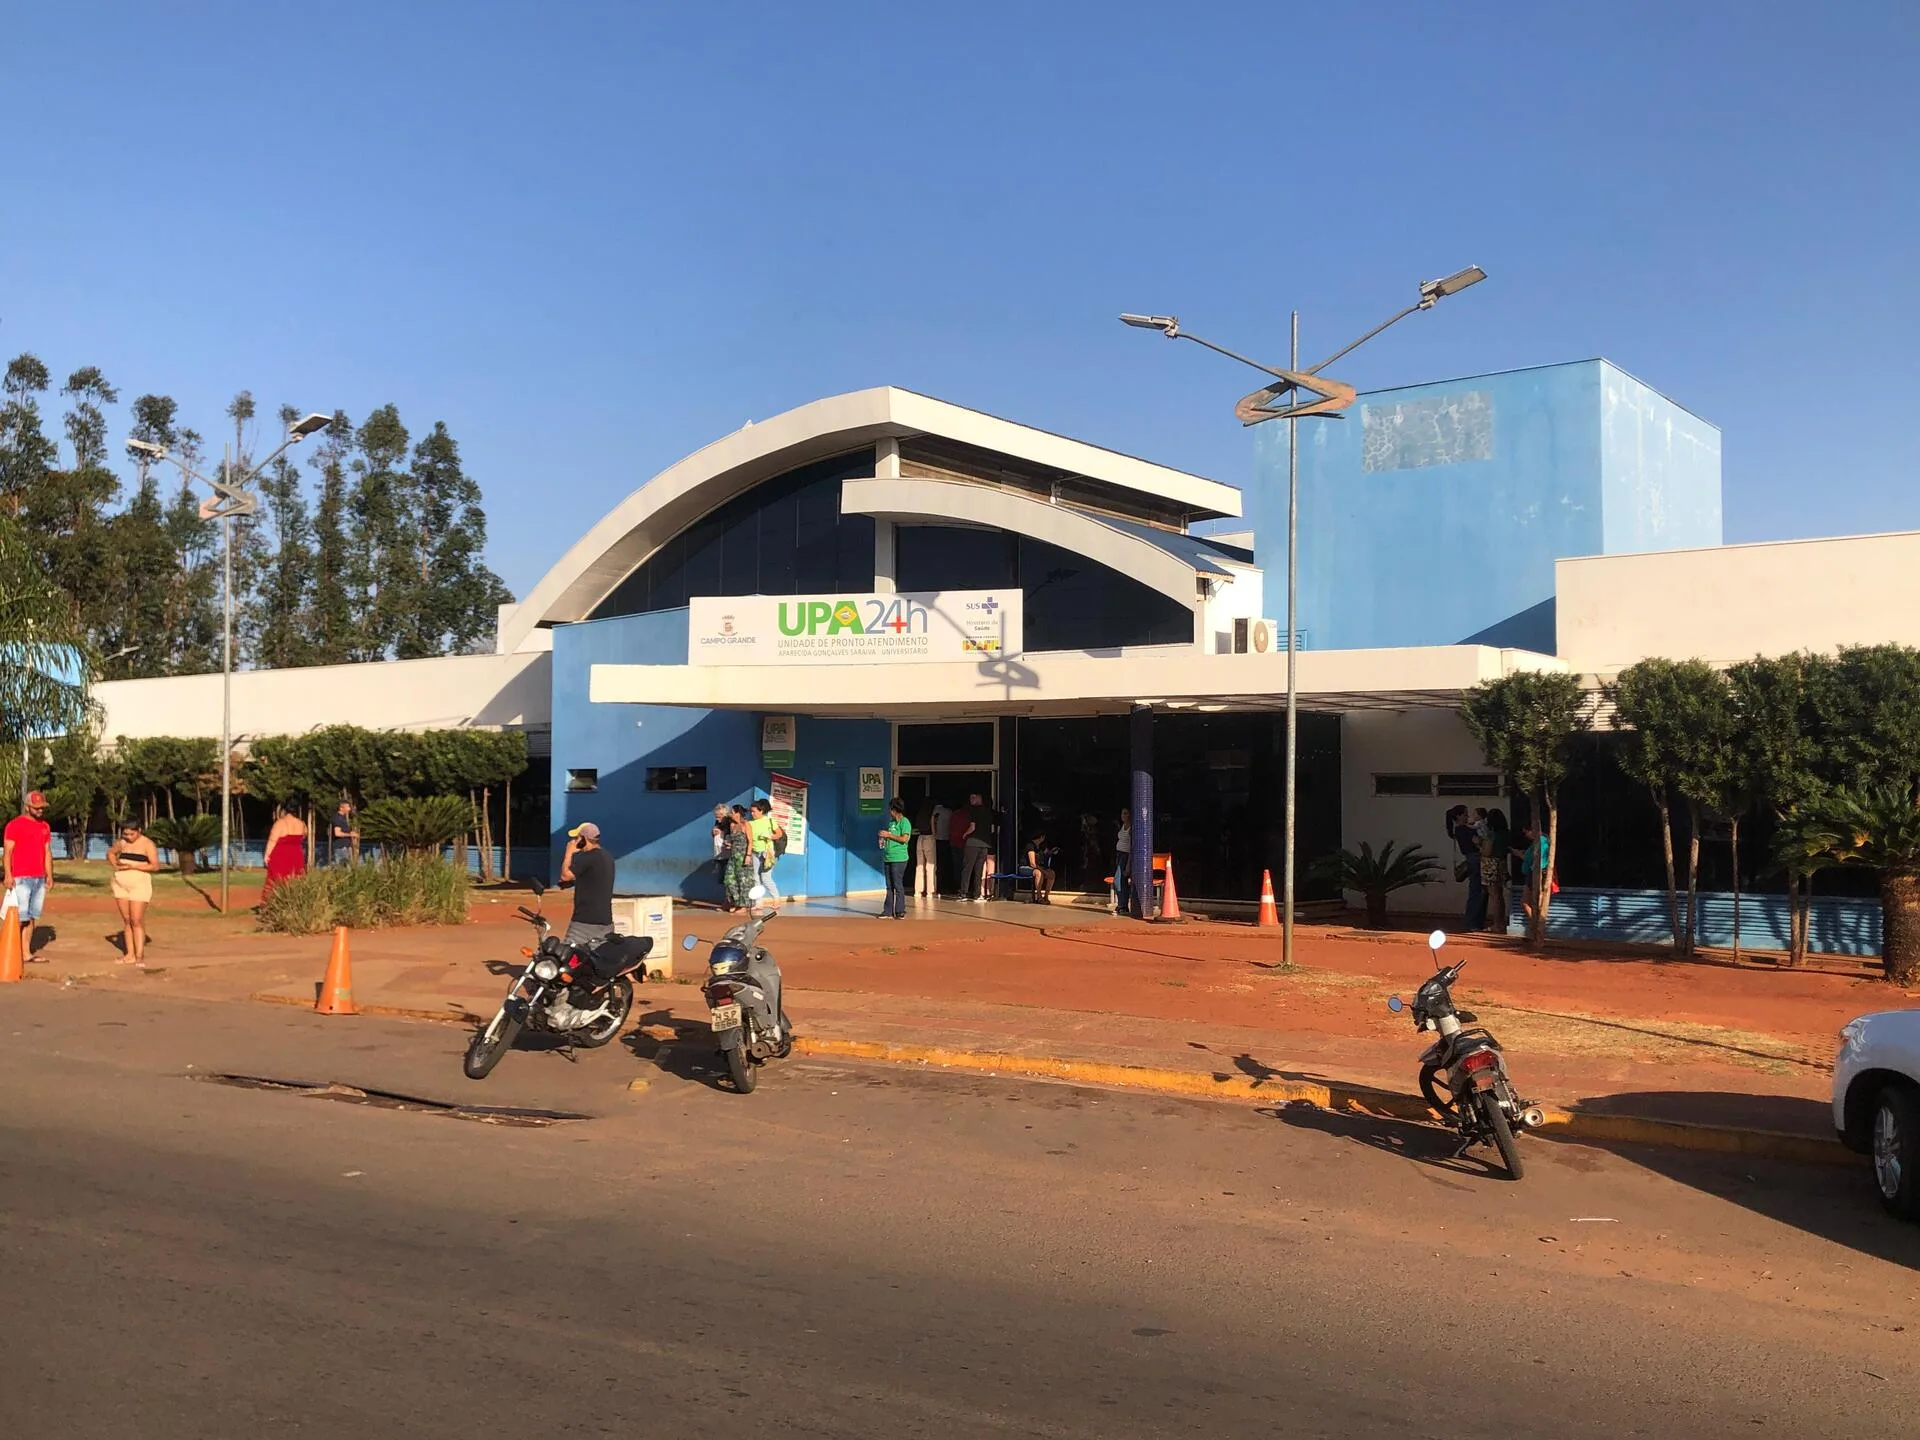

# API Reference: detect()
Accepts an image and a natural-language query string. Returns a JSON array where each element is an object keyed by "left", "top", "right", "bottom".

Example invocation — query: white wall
[
  {"left": 1558, "top": 530, "right": 1920, "bottom": 675},
  {"left": 90, "top": 651, "right": 552, "bottom": 752},
  {"left": 1199, "top": 560, "right": 1267, "bottom": 655},
  {"left": 1339, "top": 708, "right": 1499, "bottom": 915}
]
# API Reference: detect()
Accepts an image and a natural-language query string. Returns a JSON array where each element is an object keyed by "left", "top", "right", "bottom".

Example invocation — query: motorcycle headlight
[{"left": 533, "top": 958, "right": 560, "bottom": 981}]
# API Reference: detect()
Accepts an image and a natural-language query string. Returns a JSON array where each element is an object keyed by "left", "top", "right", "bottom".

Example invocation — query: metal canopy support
[{"left": 1129, "top": 705, "right": 1153, "bottom": 920}]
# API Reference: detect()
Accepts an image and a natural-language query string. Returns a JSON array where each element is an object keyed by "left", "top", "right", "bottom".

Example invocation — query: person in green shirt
[
  {"left": 878, "top": 798, "right": 913, "bottom": 919},
  {"left": 749, "top": 798, "right": 783, "bottom": 902}
]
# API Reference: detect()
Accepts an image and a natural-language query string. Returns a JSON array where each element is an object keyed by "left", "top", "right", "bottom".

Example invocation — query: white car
[{"left": 1833, "top": 1008, "right": 1920, "bottom": 1220}]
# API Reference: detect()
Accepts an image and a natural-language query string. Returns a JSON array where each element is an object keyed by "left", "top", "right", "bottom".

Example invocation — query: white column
[{"left": 872, "top": 438, "right": 900, "bottom": 593}]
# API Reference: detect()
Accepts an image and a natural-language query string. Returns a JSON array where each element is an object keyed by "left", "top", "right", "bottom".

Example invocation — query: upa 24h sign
[{"left": 690, "top": 590, "right": 1021, "bottom": 666}]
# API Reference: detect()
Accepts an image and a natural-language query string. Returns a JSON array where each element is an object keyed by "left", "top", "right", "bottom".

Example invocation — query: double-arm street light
[
  {"left": 1121, "top": 267, "right": 1486, "bottom": 964},
  {"left": 128, "top": 410, "right": 333, "bottom": 913}
]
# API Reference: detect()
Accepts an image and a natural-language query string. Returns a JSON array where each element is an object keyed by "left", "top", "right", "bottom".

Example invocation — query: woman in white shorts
[{"left": 108, "top": 820, "right": 160, "bottom": 965}]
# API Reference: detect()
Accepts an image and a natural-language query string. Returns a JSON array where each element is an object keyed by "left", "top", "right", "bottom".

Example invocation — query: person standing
[
  {"left": 749, "top": 798, "right": 783, "bottom": 903},
  {"left": 959, "top": 791, "right": 991, "bottom": 902},
  {"left": 912, "top": 798, "right": 937, "bottom": 898},
  {"left": 108, "top": 819, "right": 160, "bottom": 965},
  {"left": 878, "top": 798, "right": 912, "bottom": 919},
  {"left": 3, "top": 791, "right": 54, "bottom": 961},
  {"left": 263, "top": 805, "right": 308, "bottom": 898},
  {"left": 1480, "top": 807, "right": 1512, "bottom": 935},
  {"left": 1519, "top": 820, "right": 1552, "bottom": 934},
  {"left": 330, "top": 795, "right": 358, "bottom": 865},
  {"left": 559, "top": 821, "right": 616, "bottom": 950},
  {"left": 710, "top": 803, "right": 734, "bottom": 892},
  {"left": 1448, "top": 805, "right": 1487, "bottom": 931},
  {"left": 722, "top": 803, "right": 754, "bottom": 911},
  {"left": 1113, "top": 808, "right": 1133, "bottom": 916},
  {"left": 940, "top": 799, "right": 964, "bottom": 899}
]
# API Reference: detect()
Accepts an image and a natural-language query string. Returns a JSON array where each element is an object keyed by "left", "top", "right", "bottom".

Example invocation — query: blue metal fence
[
  {"left": 1508, "top": 886, "right": 1881, "bottom": 957},
  {"left": 51, "top": 835, "right": 520, "bottom": 879}
]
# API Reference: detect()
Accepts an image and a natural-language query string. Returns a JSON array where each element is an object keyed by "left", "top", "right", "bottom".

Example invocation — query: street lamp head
[
  {"left": 1119, "top": 313, "right": 1181, "bottom": 337},
  {"left": 1418, "top": 265, "right": 1487, "bottom": 309},
  {"left": 288, "top": 412, "right": 333, "bottom": 441},
  {"left": 126, "top": 438, "right": 168, "bottom": 459}
]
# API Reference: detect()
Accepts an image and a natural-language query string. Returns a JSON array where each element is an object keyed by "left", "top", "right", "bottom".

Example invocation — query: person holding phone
[{"left": 108, "top": 818, "right": 160, "bottom": 965}]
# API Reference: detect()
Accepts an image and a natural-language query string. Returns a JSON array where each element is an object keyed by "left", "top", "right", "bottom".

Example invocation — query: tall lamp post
[
  {"left": 1121, "top": 267, "right": 1485, "bottom": 964},
  {"left": 128, "top": 410, "right": 333, "bottom": 912}
]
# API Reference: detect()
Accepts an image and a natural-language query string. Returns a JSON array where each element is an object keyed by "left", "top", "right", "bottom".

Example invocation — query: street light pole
[
  {"left": 1120, "top": 269, "right": 1485, "bottom": 965},
  {"left": 129, "top": 413, "right": 333, "bottom": 912}
]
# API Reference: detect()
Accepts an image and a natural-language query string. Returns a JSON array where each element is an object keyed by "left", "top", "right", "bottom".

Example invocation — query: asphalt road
[{"left": 1, "top": 984, "right": 1915, "bottom": 1438}]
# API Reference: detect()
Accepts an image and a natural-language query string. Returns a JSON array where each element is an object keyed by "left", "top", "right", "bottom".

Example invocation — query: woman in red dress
[{"left": 262, "top": 805, "right": 309, "bottom": 898}]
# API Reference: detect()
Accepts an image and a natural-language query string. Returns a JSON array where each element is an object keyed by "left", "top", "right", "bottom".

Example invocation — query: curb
[{"left": 790, "top": 1036, "right": 1850, "bottom": 1167}]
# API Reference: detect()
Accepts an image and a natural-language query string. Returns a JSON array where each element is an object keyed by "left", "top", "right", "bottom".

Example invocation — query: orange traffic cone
[
  {"left": 1256, "top": 870, "right": 1280, "bottom": 928},
  {"left": 315, "top": 926, "right": 356, "bottom": 1015},
  {"left": 0, "top": 903, "right": 20, "bottom": 983},
  {"left": 1157, "top": 854, "right": 1184, "bottom": 922}
]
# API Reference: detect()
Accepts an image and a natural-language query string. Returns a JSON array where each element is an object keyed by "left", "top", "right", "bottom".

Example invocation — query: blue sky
[{"left": 4, "top": 2, "right": 1916, "bottom": 597}]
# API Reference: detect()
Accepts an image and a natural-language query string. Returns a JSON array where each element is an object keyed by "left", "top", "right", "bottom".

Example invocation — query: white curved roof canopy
[{"left": 500, "top": 386, "right": 1241, "bottom": 654}]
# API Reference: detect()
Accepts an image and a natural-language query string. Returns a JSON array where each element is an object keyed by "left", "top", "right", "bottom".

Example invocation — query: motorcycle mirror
[
  {"left": 681, "top": 934, "right": 699, "bottom": 951},
  {"left": 1387, "top": 995, "right": 1404, "bottom": 1014},
  {"left": 748, "top": 884, "right": 768, "bottom": 902},
  {"left": 1427, "top": 929, "right": 1447, "bottom": 952}
]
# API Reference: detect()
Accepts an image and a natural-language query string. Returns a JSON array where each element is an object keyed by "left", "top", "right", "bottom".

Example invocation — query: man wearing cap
[
  {"left": 559, "top": 821, "right": 616, "bottom": 951},
  {"left": 4, "top": 792, "right": 55, "bottom": 960}
]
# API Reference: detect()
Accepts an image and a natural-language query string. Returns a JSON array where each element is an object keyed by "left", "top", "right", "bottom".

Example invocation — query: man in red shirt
[{"left": 3, "top": 790, "right": 55, "bottom": 959}]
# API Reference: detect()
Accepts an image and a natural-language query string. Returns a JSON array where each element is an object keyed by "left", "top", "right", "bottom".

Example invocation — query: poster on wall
[
  {"left": 690, "top": 590, "right": 1022, "bottom": 666},
  {"left": 857, "top": 766, "right": 885, "bottom": 816},
  {"left": 761, "top": 714, "right": 796, "bottom": 768},
  {"left": 769, "top": 773, "right": 808, "bottom": 856}
]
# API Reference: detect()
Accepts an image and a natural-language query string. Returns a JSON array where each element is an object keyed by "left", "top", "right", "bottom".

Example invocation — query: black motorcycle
[
  {"left": 464, "top": 880, "right": 654, "bottom": 1080},
  {"left": 1386, "top": 930, "right": 1544, "bottom": 1179},
  {"left": 679, "top": 885, "right": 791, "bottom": 1094}
]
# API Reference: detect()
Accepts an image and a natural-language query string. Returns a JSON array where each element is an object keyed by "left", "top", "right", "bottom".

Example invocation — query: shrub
[
  {"left": 357, "top": 796, "right": 472, "bottom": 856},
  {"left": 1312, "top": 841, "right": 1443, "bottom": 929},
  {"left": 258, "top": 855, "right": 470, "bottom": 935},
  {"left": 147, "top": 813, "right": 222, "bottom": 874}
]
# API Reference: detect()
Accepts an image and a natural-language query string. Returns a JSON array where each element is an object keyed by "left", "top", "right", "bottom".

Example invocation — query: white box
[{"left": 610, "top": 896, "right": 674, "bottom": 979}]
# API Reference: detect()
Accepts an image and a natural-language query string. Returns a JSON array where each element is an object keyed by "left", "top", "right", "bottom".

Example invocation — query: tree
[
  {"left": 250, "top": 404, "right": 318, "bottom": 668},
  {"left": 1728, "top": 654, "right": 1826, "bottom": 964},
  {"left": 1460, "top": 670, "right": 1591, "bottom": 948},
  {"left": 358, "top": 796, "right": 471, "bottom": 857},
  {"left": 399, "top": 422, "right": 511, "bottom": 658},
  {"left": 308, "top": 411, "right": 356, "bottom": 665},
  {"left": 1801, "top": 785, "right": 1920, "bottom": 985},
  {"left": 222, "top": 391, "right": 269, "bottom": 665},
  {"left": 348, "top": 404, "right": 412, "bottom": 661},
  {"left": 1605, "top": 659, "right": 1733, "bottom": 957},
  {"left": 0, "top": 354, "right": 56, "bottom": 520},
  {"left": 161, "top": 428, "right": 221, "bottom": 676},
  {"left": 0, "top": 513, "right": 96, "bottom": 747}
]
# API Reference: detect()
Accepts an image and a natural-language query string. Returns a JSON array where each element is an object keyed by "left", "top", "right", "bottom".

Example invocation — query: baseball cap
[
  {"left": 568, "top": 822, "right": 601, "bottom": 841},
  {"left": 24, "top": 791, "right": 46, "bottom": 808}
]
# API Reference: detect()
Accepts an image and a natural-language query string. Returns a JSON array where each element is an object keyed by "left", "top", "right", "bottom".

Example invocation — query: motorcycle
[
  {"left": 679, "top": 885, "right": 791, "bottom": 1094},
  {"left": 1386, "top": 929, "right": 1544, "bottom": 1180},
  {"left": 463, "top": 879, "right": 655, "bottom": 1080}
]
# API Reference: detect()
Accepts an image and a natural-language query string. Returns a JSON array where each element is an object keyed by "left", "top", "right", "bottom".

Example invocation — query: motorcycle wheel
[
  {"left": 463, "top": 1009, "right": 524, "bottom": 1080},
  {"left": 724, "top": 1043, "right": 758, "bottom": 1094},
  {"left": 1477, "top": 1091, "right": 1524, "bottom": 1180},
  {"left": 1419, "top": 1064, "right": 1461, "bottom": 1121},
  {"left": 572, "top": 978, "right": 633, "bottom": 1050}
]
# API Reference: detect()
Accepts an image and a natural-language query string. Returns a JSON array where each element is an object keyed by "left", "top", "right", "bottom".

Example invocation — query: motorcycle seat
[{"left": 585, "top": 933, "right": 654, "bottom": 980}]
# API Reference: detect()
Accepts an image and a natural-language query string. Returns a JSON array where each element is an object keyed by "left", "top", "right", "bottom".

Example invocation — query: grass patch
[{"left": 258, "top": 856, "right": 470, "bottom": 935}]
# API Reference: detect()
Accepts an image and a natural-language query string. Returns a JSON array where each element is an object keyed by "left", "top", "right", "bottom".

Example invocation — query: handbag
[{"left": 1453, "top": 859, "right": 1470, "bottom": 883}]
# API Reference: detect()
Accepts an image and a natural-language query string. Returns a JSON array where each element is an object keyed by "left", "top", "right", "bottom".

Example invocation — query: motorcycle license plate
[{"left": 710, "top": 1005, "right": 742, "bottom": 1031}]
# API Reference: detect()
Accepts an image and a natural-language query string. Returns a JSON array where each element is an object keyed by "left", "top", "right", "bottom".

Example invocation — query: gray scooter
[{"left": 680, "top": 884, "right": 791, "bottom": 1094}]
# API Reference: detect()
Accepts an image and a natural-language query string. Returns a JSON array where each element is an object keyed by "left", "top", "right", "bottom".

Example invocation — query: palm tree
[
  {"left": 1802, "top": 785, "right": 1920, "bottom": 985},
  {"left": 1313, "top": 841, "right": 1444, "bottom": 929},
  {"left": 0, "top": 516, "right": 94, "bottom": 753}
]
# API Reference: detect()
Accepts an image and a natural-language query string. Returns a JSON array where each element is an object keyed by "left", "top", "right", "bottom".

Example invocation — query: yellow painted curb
[{"left": 791, "top": 1036, "right": 1850, "bottom": 1167}]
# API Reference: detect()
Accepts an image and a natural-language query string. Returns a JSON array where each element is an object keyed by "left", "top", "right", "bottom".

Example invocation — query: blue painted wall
[
  {"left": 1504, "top": 887, "right": 1881, "bottom": 957},
  {"left": 550, "top": 609, "right": 890, "bottom": 899},
  {"left": 1249, "top": 359, "right": 1721, "bottom": 654}
]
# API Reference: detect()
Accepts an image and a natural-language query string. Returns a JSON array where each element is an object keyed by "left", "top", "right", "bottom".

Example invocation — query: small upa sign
[{"left": 857, "top": 766, "right": 886, "bottom": 816}]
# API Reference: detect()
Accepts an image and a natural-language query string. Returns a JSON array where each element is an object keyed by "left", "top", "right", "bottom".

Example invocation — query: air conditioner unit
[{"left": 1232, "top": 618, "right": 1280, "bottom": 655}]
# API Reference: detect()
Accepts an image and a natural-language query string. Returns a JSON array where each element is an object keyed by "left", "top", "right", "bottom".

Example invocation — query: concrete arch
[{"left": 500, "top": 387, "right": 1240, "bottom": 654}]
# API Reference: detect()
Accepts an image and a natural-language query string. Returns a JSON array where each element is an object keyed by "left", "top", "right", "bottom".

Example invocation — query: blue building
[{"left": 1248, "top": 359, "right": 1722, "bottom": 654}]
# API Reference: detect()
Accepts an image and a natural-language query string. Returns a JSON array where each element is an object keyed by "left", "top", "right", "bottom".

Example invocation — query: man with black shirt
[{"left": 560, "top": 821, "right": 616, "bottom": 950}]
